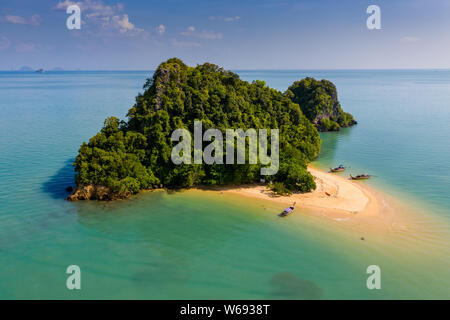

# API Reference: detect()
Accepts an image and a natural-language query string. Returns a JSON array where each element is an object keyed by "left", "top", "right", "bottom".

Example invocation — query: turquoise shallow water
[{"left": 0, "top": 70, "right": 449, "bottom": 299}]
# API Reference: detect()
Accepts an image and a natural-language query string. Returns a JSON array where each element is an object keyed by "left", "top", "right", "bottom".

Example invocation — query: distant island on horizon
[
  {"left": 4, "top": 67, "right": 450, "bottom": 72},
  {"left": 7, "top": 66, "right": 76, "bottom": 72}
]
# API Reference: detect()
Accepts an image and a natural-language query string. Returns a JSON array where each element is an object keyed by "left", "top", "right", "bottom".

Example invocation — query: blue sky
[{"left": 0, "top": 0, "right": 449, "bottom": 70}]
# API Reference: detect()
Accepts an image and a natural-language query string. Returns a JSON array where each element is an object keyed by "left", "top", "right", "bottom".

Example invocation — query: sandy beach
[
  {"left": 213, "top": 166, "right": 418, "bottom": 235},
  {"left": 225, "top": 167, "right": 374, "bottom": 215}
]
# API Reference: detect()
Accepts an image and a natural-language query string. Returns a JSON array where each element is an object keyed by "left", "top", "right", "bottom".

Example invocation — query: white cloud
[
  {"left": 156, "top": 24, "right": 166, "bottom": 35},
  {"left": 181, "top": 26, "right": 222, "bottom": 40},
  {"left": 209, "top": 16, "right": 240, "bottom": 22},
  {"left": 0, "top": 36, "right": 11, "bottom": 51},
  {"left": 0, "top": 14, "right": 41, "bottom": 26},
  {"left": 401, "top": 36, "right": 421, "bottom": 43},
  {"left": 113, "top": 15, "right": 133, "bottom": 32},
  {"left": 53, "top": 0, "right": 113, "bottom": 14},
  {"left": 112, "top": 14, "right": 143, "bottom": 34},
  {"left": 224, "top": 16, "right": 240, "bottom": 22},
  {"left": 53, "top": 0, "right": 144, "bottom": 36},
  {"left": 30, "top": 15, "right": 41, "bottom": 26},
  {"left": 181, "top": 26, "right": 196, "bottom": 36},
  {"left": 4, "top": 15, "right": 26, "bottom": 24},
  {"left": 53, "top": 0, "right": 80, "bottom": 10}
]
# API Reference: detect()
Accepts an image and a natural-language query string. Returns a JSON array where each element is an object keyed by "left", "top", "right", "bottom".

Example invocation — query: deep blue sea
[{"left": 0, "top": 70, "right": 449, "bottom": 299}]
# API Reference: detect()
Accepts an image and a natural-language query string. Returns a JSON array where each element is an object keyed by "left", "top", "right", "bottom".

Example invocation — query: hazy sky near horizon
[{"left": 0, "top": 0, "right": 449, "bottom": 70}]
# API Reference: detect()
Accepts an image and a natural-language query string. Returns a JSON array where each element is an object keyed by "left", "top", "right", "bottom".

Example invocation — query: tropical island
[
  {"left": 67, "top": 58, "right": 356, "bottom": 201},
  {"left": 287, "top": 78, "right": 357, "bottom": 131}
]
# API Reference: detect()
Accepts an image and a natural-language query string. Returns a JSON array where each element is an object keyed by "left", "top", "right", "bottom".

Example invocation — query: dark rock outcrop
[{"left": 66, "top": 185, "right": 130, "bottom": 201}]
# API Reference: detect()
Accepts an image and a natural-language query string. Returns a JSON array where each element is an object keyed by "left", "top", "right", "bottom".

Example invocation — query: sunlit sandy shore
[
  {"left": 193, "top": 166, "right": 427, "bottom": 236},
  {"left": 226, "top": 167, "right": 373, "bottom": 215}
]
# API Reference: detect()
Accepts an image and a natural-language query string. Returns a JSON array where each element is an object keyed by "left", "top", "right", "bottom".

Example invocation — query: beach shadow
[
  {"left": 270, "top": 272, "right": 323, "bottom": 300},
  {"left": 41, "top": 158, "right": 76, "bottom": 199}
]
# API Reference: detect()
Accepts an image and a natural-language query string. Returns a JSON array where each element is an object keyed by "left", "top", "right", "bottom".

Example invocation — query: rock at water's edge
[{"left": 66, "top": 185, "right": 127, "bottom": 201}]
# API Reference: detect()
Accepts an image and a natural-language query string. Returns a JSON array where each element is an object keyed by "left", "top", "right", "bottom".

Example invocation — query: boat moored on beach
[
  {"left": 330, "top": 164, "right": 345, "bottom": 172},
  {"left": 350, "top": 174, "right": 371, "bottom": 180},
  {"left": 279, "top": 202, "right": 296, "bottom": 217}
]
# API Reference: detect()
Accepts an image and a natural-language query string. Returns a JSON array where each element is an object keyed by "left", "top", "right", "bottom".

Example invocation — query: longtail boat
[
  {"left": 279, "top": 202, "right": 296, "bottom": 217},
  {"left": 330, "top": 164, "right": 345, "bottom": 172},
  {"left": 350, "top": 174, "right": 371, "bottom": 180}
]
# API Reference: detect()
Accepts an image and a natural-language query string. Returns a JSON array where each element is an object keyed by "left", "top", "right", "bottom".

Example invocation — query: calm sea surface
[{"left": 0, "top": 70, "right": 449, "bottom": 299}]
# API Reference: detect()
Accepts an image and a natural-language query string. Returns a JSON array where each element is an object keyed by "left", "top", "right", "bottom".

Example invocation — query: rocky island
[
  {"left": 286, "top": 78, "right": 356, "bottom": 131},
  {"left": 67, "top": 58, "right": 356, "bottom": 201}
]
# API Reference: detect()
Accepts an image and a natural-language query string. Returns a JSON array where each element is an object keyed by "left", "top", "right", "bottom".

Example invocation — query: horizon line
[{"left": 2, "top": 67, "right": 450, "bottom": 72}]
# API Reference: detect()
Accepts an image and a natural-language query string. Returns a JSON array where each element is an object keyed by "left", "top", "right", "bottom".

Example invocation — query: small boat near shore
[
  {"left": 350, "top": 174, "right": 371, "bottom": 180},
  {"left": 330, "top": 164, "right": 345, "bottom": 172},
  {"left": 279, "top": 202, "right": 296, "bottom": 217}
]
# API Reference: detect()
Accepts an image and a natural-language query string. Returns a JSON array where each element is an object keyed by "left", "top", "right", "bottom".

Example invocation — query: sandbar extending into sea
[{"left": 187, "top": 166, "right": 439, "bottom": 238}]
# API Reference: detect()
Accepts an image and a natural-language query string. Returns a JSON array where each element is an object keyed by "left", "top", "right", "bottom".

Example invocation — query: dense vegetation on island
[
  {"left": 286, "top": 78, "right": 356, "bottom": 131},
  {"left": 68, "top": 58, "right": 355, "bottom": 200}
]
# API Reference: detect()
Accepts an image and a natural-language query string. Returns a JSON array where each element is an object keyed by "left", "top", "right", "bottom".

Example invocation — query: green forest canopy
[
  {"left": 287, "top": 77, "right": 356, "bottom": 131},
  {"left": 72, "top": 58, "right": 355, "bottom": 199}
]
